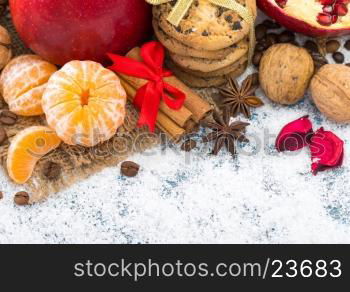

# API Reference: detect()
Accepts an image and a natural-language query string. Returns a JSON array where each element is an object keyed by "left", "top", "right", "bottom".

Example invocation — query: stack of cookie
[{"left": 152, "top": 0, "right": 257, "bottom": 88}]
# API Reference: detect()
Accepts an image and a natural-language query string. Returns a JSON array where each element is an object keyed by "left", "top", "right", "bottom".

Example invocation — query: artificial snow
[{"left": 1, "top": 12, "right": 350, "bottom": 243}]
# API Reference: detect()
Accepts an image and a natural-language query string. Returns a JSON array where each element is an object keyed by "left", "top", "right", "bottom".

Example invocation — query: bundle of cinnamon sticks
[{"left": 118, "top": 47, "right": 213, "bottom": 142}]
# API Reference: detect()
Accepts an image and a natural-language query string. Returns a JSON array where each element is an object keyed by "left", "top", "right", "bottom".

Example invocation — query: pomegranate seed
[
  {"left": 334, "top": 3, "right": 348, "bottom": 16},
  {"left": 317, "top": 12, "right": 333, "bottom": 26},
  {"left": 275, "top": 0, "right": 287, "bottom": 8},
  {"left": 319, "top": 0, "right": 335, "bottom": 5},
  {"left": 323, "top": 5, "right": 333, "bottom": 13},
  {"left": 332, "top": 14, "right": 339, "bottom": 23}
]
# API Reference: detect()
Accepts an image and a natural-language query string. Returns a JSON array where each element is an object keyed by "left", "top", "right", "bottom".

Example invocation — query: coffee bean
[
  {"left": 255, "top": 24, "right": 267, "bottom": 40},
  {"left": 344, "top": 40, "right": 350, "bottom": 51},
  {"left": 277, "top": 31, "right": 295, "bottom": 43},
  {"left": 346, "top": 63, "right": 350, "bottom": 67},
  {"left": 14, "top": 191, "right": 29, "bottom": 206},
  {"left": 262, "top": 19, "right": 281, "bottom": 29},
  {"left": 303, "top": 40, "right": 318, "bottom": 53},
  {"left": 181, "top": 140, "right": 196, "bottom": 152},
  {"left": 42, "top": 161, "right": 61, "bottom": 180},
  {"left": 326, "top": 40, "right": 340, "bottom": 53},
  {"left": 255, "top": 42, "right": 266, "bottom": 52},
  {"left": 333, "top": 52, "right": 344, "bottom": 64},
  {"left": 0, "top": 191, "right": 3, "bottom": 200},
  {"left": 266, "top": 33, "right": 278, "bottom": 47},
  {"left": 0, "top": 110, "right": 17, "bottom": 125},
  {"left": 249, "top": 73, "right": 260, "bottom": 87},
  {"left": 259, "top": 38, "right": 271, "bottom": 50},
  {"left": 121, "top": 161, "right": 140, "bottom": 177},
  {"left": 0, "top": 127, "right": 7, "bottom": 145},
  {"left": 252, "top": 51, "right": 263, "bottom": 67}
]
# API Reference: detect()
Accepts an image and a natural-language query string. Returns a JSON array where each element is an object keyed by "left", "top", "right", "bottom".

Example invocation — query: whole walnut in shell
[
  {"left": 0, "top": 25, "right": 11, "bottom": 70},
  {"left": 311, "top": 64, "right": 350, "bottom": 123},
  {"left": 259, "top": 44, "right": 314, "bottom": 105}
]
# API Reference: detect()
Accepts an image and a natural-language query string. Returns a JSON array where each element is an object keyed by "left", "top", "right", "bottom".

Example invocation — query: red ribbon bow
[{"left": 108, "top": 41, "right": 186, "bottom": 132}]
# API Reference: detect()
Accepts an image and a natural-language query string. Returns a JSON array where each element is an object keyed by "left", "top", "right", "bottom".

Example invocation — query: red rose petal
[
  {"left": 275, "top": 116, "right": 313, "bottom": 152},
  {"left": 309, "top": 127, "right": 344, "bottom": 175}
]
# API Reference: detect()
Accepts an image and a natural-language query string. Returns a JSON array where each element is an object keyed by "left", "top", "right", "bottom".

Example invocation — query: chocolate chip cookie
[
  {"left": 167, "top": 56, "right": 247, "bottom": 78},
  {"left": 153, "top": 0, "right": 257, "bottom": 51},
  {"left": 153, "top": 19, "right": 234, "bottom": 60},
  {"left": 168, "top": 39, "right": 248, "bottom": 72},
  {"left": 168, "top": 61, "right": 246, "bottom": 88}
]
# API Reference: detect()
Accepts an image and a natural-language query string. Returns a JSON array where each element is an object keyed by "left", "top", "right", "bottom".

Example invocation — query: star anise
[
  {"left": 219, "top": 73, "right": 264, "bottom": 119},
  {"left": 202, "top": 110, "right": 249, "bottom": 156}
]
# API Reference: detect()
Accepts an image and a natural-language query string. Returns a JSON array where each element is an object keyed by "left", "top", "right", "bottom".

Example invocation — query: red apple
[
  {"left": 10, "top": 0, "right": 152, "bottom": 65},
  {"left": 257, "top": 0, "right": 350, "bottom": 37}
]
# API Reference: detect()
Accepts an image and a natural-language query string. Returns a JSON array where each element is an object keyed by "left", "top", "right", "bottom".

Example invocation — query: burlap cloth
[{"left": 0, "top": 11, "right": 216, "bottom": 204}]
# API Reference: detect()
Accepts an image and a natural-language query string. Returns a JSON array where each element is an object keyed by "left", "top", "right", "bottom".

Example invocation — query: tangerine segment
[
  {"left": 42, "top": 61, "right": 126, "bottom": 147},
  {"left": 7, "top": 126, "right": 61, "bottom": 184},
  {"left": 0, "top": 55, "right": 57, "bottom": 116}
]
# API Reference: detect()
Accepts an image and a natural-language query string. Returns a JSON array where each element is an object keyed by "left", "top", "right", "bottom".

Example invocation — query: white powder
[{"left": 1, "top": 13, "right": 350, "bottom": 243}]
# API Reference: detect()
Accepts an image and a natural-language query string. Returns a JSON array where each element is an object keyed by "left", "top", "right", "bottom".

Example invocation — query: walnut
[
  {"left": 0, "top": 25, "right": 11, "bottom": 70},
  {"left": 310, "top": 64, "right": 350, "bottom": 123},
  {"left": 259, "top": 43, "right": 314, "bottom": 105}
]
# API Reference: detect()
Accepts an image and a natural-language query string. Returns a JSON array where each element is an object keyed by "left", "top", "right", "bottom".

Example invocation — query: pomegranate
[{"left": 257, "top": 0, "right": 350, "bottom": 37}]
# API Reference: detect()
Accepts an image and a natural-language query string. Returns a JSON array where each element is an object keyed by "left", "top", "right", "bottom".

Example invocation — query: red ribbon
[{"left": 108, "top": 41, "right": 186, "bottom": 132}]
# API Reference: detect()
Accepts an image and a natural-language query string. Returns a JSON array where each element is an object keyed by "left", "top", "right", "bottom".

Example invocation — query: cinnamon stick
[
  {"left": 117, "top": 49, "right": 193, "bottom": 128},
  {"left": 124, "top": 47, "right": 213, "bottom": 122},
  {"left": 184, "top": 119, "right": 199, "bottom": 133},
  {"left": 120, "top": 79, "right": 185, "bottom": 141},
  {"left": 119, "top": 74, "right": 192, "bottom": 128}
]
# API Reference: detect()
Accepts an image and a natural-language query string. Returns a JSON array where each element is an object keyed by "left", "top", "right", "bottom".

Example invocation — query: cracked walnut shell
[
  {"left": 311, "top": 64, "right": 350, "bottom": 123},
  {"left": 259, "top": 44, "right": 314, "bottom": 105},
  {"left": 0, "top": 25, "right": 11, "bottom": 70}
]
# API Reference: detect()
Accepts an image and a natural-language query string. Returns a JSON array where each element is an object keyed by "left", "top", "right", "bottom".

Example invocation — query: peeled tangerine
[
  {"left": 0, "top": 55, "right": 57, "bottom": 116},
  {"left": 42, "top": 61, "right": 126, "bottom": 147},
  {"left": 7, "top": 126, "right": 61, "bottom": 184}
]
